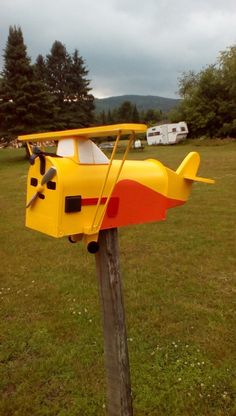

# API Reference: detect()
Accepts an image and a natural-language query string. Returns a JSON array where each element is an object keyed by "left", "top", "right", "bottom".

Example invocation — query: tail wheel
[{"left": 87, "top": 241, "right": 99, "bottom": 254}]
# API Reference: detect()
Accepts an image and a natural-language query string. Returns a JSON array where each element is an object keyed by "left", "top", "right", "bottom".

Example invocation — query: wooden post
[{"left": 95, "top": 228, "right": 133, "bottom": 416}]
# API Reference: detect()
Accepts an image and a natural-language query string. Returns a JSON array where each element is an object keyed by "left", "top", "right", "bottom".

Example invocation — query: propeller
[{"left": 26, "top": 167, "right": 57, "bottom": 208}]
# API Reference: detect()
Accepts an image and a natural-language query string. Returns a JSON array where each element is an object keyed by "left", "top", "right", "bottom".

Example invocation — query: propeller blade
[
  {"left": 41, "top": 167, "right": 57, "bottom": 186},
  {"left": 26, "top": 167, "right": 56, "bottom": 208},
  {"left": 26, "top": 191, "right": 39, "bottom": 208}
]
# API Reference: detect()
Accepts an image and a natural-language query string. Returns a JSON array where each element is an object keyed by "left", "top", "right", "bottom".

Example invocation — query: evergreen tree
[
  {"left": 99, "top": 110, "right": 107, "bottom": 125},
  {"left": 34, "top": 54, "right": 47, "bottom": 85},
  {"left": 36, "top": 41, "right": 94, "bottom": 129},
  {"left": 117, "top": 101, "right": 133, "bottom": 122},
  {"left": 107, "top": 109, "right": 113, "bottom": 124},
  {"left": 132, "top": 104, "right": 140, "bottom": 123},
  {"left": 64, "top": 49, "right": 94, "bottom": 127},
  {"left": 0, "top": 26, "right": 55, "bottom": 140},
  {"left": 111, "top": 108, "right": 118, "bottom": 123},
  {"left": 143, "top": 108, "right": 162, "bottom": 125},
  {"left": 45, "top": 41, "right": 70, "bottom": 105}
]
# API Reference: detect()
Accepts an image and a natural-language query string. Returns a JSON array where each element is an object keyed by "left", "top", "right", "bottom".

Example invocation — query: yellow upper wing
[{"left": 18, "top": 123, "right": 147, "bottom": 142}]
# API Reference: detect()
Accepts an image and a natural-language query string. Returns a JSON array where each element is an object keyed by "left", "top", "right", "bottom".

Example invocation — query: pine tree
[
  {"left": 45, "top": 41, "right": 70, "bottom": 105},
  {"left": 63, "top": 49, "right": 94, "bottom": 128},
  {"left": 0, "top": 26, "right": 56, "bottom": 140},
  {"left": 34, "top": 54, "right": 47, "bottom": 85},
  {"left": 117, "top": 101, "right": 133, "bottom": 122},
  {"left": 132, "top": 104, "right": 140, "bottom": 123},
  {"left": 99, "top": 110, "right": 107, "bottom": 125},
  {"left": 107, "top": 109, "right": 113, "bottom": 124},
  {"left": 37, "top": 41, "right": 95, "bottom": 129}
]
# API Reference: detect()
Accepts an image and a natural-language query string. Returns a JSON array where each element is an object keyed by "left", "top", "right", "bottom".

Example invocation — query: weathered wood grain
[{"left": 96, "top": 228, "right": 133, "bottom": 416}]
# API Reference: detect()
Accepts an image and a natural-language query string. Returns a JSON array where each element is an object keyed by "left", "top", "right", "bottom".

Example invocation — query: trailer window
[
  {"left": 172, "top": 128, "right": 177, "bottom": 132},
  {"left": 181, "top": 127, "right": 185, "bottom": 131}
]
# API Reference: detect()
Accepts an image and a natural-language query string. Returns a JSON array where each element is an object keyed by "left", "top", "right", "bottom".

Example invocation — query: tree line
[
  {"left": 170, "top": 45, "right": 236, "bottom": 138},
  {"left": 0, "top": 26, "right": 235, "bottom": 141},
  {"left": 96, "top": 102, "right": 163, "bottom": 126},
  {"left": 0, "top": 26, "right": 165, "bottom": 143}
]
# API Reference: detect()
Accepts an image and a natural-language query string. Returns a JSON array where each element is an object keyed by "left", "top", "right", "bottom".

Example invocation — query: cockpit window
[
  {"left": 57, "top": 139, "right": 74, "bottom": 157},
  {"left": 56, "top": 138, "right": 109, "bottom": 164},
  {"left": 78, "top": 139, "right": 109, "bottom": 164}
]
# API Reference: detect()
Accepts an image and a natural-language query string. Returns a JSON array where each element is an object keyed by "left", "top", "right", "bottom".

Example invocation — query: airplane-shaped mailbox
[{"left": 18, "top": 123, "right": 214, "bottom": 253}]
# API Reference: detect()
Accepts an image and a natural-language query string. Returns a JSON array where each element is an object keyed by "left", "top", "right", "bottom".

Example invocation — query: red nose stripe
[
  {"left": 82, "top": 196, "right": 119, "bottom": 218},
  {"left": 82, "top": 197, "right": 107, "bottom": 206}
]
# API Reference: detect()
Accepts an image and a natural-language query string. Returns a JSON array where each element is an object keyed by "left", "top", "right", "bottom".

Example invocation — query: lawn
[{"left": 0, "top": 140, "right": 236, "bottom": 415}]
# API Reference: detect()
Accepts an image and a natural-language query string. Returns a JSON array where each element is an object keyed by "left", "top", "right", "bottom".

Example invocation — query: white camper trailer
[{"left": 146, "top": 122, "right": 188, "bottom": 145}]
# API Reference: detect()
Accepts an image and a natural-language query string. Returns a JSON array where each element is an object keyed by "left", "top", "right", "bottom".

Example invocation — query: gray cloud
[{"left": 0, "top": 0, "right": 235, "bottom": 97}]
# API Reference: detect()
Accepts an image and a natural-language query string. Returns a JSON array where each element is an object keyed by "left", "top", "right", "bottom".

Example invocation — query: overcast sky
[{"left": 0, "top": 0, "right": 235, "bottom": 98}]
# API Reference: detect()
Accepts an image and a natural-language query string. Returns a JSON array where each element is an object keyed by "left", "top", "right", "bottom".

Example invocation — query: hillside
[{"left": 94, "top": 94, "right": 180, "bottom": 113}]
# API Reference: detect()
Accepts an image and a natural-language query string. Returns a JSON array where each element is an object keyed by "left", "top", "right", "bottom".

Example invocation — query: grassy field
[{"left": 0, "top": 141, "right": 236, "bottom": 415}]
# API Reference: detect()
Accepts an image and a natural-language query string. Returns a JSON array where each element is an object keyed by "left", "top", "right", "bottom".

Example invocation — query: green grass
[{"left": 0, "top": 141, "right": 236, "bottom": 415}]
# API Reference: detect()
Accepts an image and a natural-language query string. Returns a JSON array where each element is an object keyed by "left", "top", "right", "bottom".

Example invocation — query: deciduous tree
[{"left": 171, "top": 45, "right": 236, "bottom": 137}]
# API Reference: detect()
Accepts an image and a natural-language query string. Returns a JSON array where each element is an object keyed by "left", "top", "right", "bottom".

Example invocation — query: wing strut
[{"left": 90, "top": 130, "right": 135, "bottom": 234}]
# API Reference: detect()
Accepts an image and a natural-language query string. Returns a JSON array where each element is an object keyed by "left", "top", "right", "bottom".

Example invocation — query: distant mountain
[{"left": 94, "top": 94, "right": 180, "bottom": 113}]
